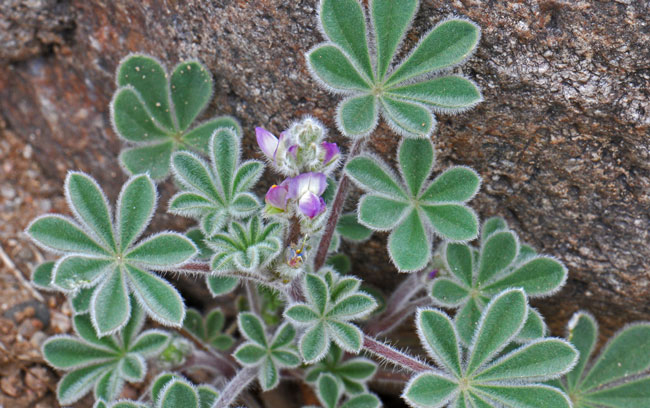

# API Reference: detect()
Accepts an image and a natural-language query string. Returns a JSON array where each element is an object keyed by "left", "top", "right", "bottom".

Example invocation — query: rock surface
[{"left": 1, "top": 0, "right": 648, "bottom": 373}]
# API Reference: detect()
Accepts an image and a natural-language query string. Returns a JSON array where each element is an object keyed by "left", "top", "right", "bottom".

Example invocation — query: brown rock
[
  {"left": 0, "top": 367, "right": 23, "bottom": 398},
  {"left": 49, "top": 311, "right": 70, "bottom": 334},
  {"left": 0, "top": 0, "right": 648, "bottom": 345},
  {"left": 24, "top": 365, "right": 52, "bottom": 398}
]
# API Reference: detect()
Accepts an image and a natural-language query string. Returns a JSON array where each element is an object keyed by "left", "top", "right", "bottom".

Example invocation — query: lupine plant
[
  {"left": 43, "top": 298, "right": 170, "bottom": 404},
  {"left": 306, "top": 373, "right": 381, "bottom": 408},
  {"left": 24, "top": 0, "right": 649, "bottom": 407},
  {"left": 552, "top": 312, "right": 650, "bottom": 408},
  {"left": 112, "top": 54, "right": 241, "bottom": 180},
  {"left": 92, "top": 372, "right": 220, "bottom": 408},
  {"left": 430, "top": 217, "right": 567, "bottom": 344}
]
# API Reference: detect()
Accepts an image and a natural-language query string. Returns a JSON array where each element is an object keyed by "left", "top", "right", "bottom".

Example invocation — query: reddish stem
[
  {"left": 362, "top": 335, "right": 432, "bottom": 373},
  {"left": 313, "top": 138, "right": 364, "bottom": 271}
]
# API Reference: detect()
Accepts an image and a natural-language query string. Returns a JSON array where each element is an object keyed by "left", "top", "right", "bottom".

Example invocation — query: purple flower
[
  {"left": 428, "top": 269, "right": 438, "bottom": 279},
  {"left": 288, "top": 172, "right": 327, "bottom": 218},
  {"left": 256, "top": 127, "right": 291, "bottom": 163},
  {"left": 265, "top": 179, "right": 289, "bottom": 212},
  {"left": 321, "top": 142, "right": 340, "bottom": 166}
]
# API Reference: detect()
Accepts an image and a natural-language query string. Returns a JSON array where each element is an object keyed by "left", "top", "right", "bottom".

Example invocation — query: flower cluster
[
  {"left": 257, "top": 118, "right": 340, "bottom": 221},
  {"left": 256, "top": 117, "right": 340, "bottom": 177}
]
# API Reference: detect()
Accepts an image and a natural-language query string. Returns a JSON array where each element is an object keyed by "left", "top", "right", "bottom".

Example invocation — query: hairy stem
[
  {"left": 214, "top": 366, "right": 259, "bottom": 408},
  {"left": 385, "top": 270, "right": 426, "bottom": 312},
  {"left": 313, "top": 138, "right": 364, "bottom": 271},
  {"left": 245, "top": 280, "right": 261, "bottom": 316},
  {"left": 362, "top": 335, "right": 432, "bottom": 373}
]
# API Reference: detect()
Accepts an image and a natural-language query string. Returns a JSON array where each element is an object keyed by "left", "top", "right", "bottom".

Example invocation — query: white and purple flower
[
  {"left": 288, "top": 172, "right": 327, "bottom": 219},
  {"left": 264, "top": 172, "right": 328, "bottom": 219}
]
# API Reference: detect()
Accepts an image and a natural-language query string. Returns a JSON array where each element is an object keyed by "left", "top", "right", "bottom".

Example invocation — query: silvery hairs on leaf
[
  {"left": 307, "top": 0, "right": 482, "bottom": 138},
  {"left": 170, "top": 127, "right": 264, "bottom": 238},
  {"left": 403, "top": 288, "right": 578, "bottom": 408},
  {"left": 345, "top": 137, "right": 480, "bottom": 272},
  {"left": 111, "top": 54, "right": 242, "bottom": 180},
  {"left": 551, "top": 311, "right": 650, "bottom": 408},
  {"left": 233, "top": 312, "right": 301, "bottom": 391},
  {"left": 94, "top": 399, "right": 148, "bottom": 408},
  {"left": 185, "top": 228, "right": 240, "bottom": 299},
  {"left": 43, "top": 299, "right": 169, "bottom": 405},
  {"left": 284, "top": 268, "right": 378, "bottom": 364},
  {"left": 26, "top": 172, "right": 197, "bottom": 336},
  {"left": 92, "top": 372, "right": 220, "bottom": 408},
  {"left": 305, "top": 343, "right": 377, "bottom": 396},
  {"left": 207, "top": 215, "right": 282, "bottom": 276},
  {"left": 307, "top": 373, "right": 381, "bottom": 408},
  {"left": 150, "top": 373, "right": 219, "bottom": 408},
  {"left": 430, "top": 216, "right": 567, "bottom": 345}
]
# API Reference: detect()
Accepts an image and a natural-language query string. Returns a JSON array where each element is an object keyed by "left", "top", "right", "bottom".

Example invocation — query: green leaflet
[
  {"left": 43, "top": 299, "right": 169, "bottom": 405},
  {"left": 284, "top": 270, "right": 377, "bottom": 363},
  {"left": 336, "top": 213, "right": 373, "bottom": 242},
  {"left": 346, "top": 138, "right": 480, "bottom": 272},
  {"left": 431, "top": 217, "right": 567, "bottom": 344},
  {"left": 308, "top": 0, "right": 481, "bottom": 138},
  {"left": 557, "top": 312, "right": 650, "bottom": 408},
  {"left": 233, "top": 313, "right": 300, "bottom": 391},
  {"left": 27, "top": 173, "right": 197, "bottom": 335},
  {"left": 112, "top": 54, "right": 240, "bottom": 179},
  {"left": 147, "top": 373, "right": 219, "bottom": 408},
  {"left": 404, "top": 289, "right": 577, "bottom": 408},
  {"left": 170, "top": 129, "right": 264, "bottom": 238}
]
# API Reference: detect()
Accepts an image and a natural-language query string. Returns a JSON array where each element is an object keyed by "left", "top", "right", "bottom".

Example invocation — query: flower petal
[
  {"left": 299, "top": 192, "right": 326, "bottom": 218},
  {"left": 265, "top": 181, "right": 289, "bottom": 211},
  {"left": 255, "top": 127, "right": 279, "bottom": 160},
  {"left": 321, "top": 142, "right": 340, "bottom": 165}
]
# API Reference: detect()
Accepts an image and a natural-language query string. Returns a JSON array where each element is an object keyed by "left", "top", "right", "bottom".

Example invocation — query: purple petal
[
  {"left": 256, "top": 127, "right": 278, "bottom": 160},
  {"left": 428, "top": 269, "right": 438, "bottom": 279},
  {"left": 288, "top": 144, "right": 299, "bottom": 159},
  {"left": 298, "top": 192, "right": 326, "bottom": 218},
  {"left": 321, "top": 142, "right": 340, "bottom": 165},
  {"left": 265, "top": 182, "right": 289, "bottom": 210}
]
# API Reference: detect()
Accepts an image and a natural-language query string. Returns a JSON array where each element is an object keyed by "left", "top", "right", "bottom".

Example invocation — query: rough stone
[{"left": 0, "top": 0, "right": 648, "bottom": 345}]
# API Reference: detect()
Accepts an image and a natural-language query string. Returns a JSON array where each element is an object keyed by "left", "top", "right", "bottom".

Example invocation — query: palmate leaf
[
  {"left": 183, "top": 307, "right": 234, "bottom": 351},
  {"left": 403, "top": 289, "right": 577, "bottom": 408},
  {"left": 43, "top": 299, "right": 169, "bottom": 405},
  {"left": 27, "top": 172, "right": 197, "bottom": 336},
  {"left": 556, "top": 312, "right": 650, "bottom": 408},
  {"left": 305, "top": 344, "right": 377, "bottom": 395},
  {"left": 170, "top": 128, "right": 264, "bottom": 238},
  {"left": 147, "top": 373, "right": 219, "bottom": 408},
  {"left": 308, "top": 0, "right": 481, "bottom": 138},
  {"left": 430, "top": 217, "right": 566, "bottom": 345},
  {"left": 206, "top": 215, "right": 282, "bottom": 274},
  {"left": 311, "top": 373, "right": 381, "bottom": 408},
  {"left": 232, "top": 313, "right": 300, "bottom": 391},
  {"left": 284, "top": 269, "right": 377, "bottom": 364},
  {"left": 111, "top": 54, "right": 241, "bottom": 179},
  {"left": 346, "top": 138, "right": 479, "bottom": 272}
]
